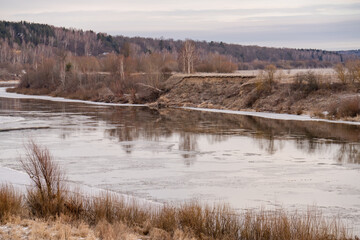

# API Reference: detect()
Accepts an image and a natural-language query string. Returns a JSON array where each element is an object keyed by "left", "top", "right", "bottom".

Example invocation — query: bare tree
[{"left": 179, "top": 40, "right": 197, "bottom": 74}]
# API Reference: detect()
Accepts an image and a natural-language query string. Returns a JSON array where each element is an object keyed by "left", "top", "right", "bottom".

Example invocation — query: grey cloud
[{"left": 3, "top": 1, "right": 360, "bottom": 50}]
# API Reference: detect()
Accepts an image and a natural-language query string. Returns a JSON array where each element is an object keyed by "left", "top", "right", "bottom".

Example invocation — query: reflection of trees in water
[
  {"left": 5, "top": 97, "right": 360, "bottom": 164},
  {"left": 106, "top": 127, "right": 137, "bottom": 154},
  {"left": 179, "top": 132, "right": 198, "bottom": 165},
  {"left": 294, "top": 138, "right": 336, "bottom": 156},
  {"left": 98, "top": 108, "right": 360, "bottom": 164},
  {"left": 206, "top": 134, "right": 229, "bottom": 144},
  {"left": 254, "top": 135, "right": 285, "bottom": 155},
  {"left": 103, "top": 107, "right": 170, "bottom": 154},
  {"left": 337, "top": 143, "right": 360, "bottom": 164}
]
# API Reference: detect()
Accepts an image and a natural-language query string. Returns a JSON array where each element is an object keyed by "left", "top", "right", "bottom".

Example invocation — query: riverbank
[
  {"left": 155, "top": 73, "right": 360, "bottom": 122},
  {"left": 8, "top": 70, "right": 360, "bottom": 122},
  {"left": 3, "top": 85, "right": 360, "bottom": 126}
]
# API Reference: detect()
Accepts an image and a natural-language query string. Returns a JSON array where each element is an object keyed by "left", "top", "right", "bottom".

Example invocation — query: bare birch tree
[{"left": 179, "top": 40, "right": 197, "bottom": 74}]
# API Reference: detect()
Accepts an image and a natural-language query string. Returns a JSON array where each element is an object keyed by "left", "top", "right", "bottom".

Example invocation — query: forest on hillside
[{"left": 1, "top": 20, "right": 358, "bottom": 75}]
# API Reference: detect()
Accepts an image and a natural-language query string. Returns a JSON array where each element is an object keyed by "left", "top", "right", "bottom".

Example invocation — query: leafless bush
[
  {"left": 291, "top": 71, "right": 321, "bottom": 93},
  {"left": 329, "top": 97, "right": 360, "bottom": 118},
  {"left": 20, "top": 140, "right": 66, "bottom": 218},
  {"left": 196, "top": 53, "right": 238, "bottom": 73},
  {"left": 346, "top": 60, "right": 360, "bottom": 83},
  {"left": 334, "top": 63, "right": 348, "bottom": 84},
  {"left": 264, "top": 64, "right": 277, "bottom": 86},
  {"left": 18, "top": 59, "right": 60, "bottom": 91}
]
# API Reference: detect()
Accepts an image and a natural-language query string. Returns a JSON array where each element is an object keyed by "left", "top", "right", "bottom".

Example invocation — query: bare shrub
[
  {"left": 20, "top": 140, "right": 66, "bottom": 218},
  {"left": 346, "top": 60, "right": 360, "bottom": 83},
  {"left": 334, "top": 63, "right": 348, "bottom": 84},
  {"left": 292, "top": 71, "right": 321, "bottom": 94},
  {"left": 264, "top": 64, "right": 277, "bottom": 86},
  {"left": 196, "top": 53, "right": 238, "bottom": 73},
  {"left": 0, "top": 184, "right": 23, "bottom": 222},
  {"left": 18, "top": 59, "right": 60, "bottom": 91},
  {"left": 330, "top": 96, "right": 360, "bottom": 118}
]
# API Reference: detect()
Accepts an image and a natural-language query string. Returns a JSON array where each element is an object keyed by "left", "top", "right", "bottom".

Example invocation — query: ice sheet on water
[
  {"left": 182, "top": 107, "right": 360, "bottom": 126},
  {"left": 0, "top": 166, "right": 160, "bottom": 206},
  {"left": 0, "top": 116, "right": 25, "bottom": 124}
]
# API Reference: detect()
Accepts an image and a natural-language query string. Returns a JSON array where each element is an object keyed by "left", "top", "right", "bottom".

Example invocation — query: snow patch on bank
[
  {"left": 182, "top": 107, "right": 360, "bottom": 126},
  {"left": 0, "top": 87, "right": 145, "bottom": 107}
]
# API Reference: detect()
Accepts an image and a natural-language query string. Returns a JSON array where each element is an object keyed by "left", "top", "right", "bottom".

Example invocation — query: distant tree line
[{"left": 1, "top": 20, "right": 358, "bottom": 73}]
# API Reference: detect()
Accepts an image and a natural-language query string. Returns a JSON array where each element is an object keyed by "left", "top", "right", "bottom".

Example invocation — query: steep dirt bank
[{"left": 155, "top": 74, "right": 360, "bottom": 120}]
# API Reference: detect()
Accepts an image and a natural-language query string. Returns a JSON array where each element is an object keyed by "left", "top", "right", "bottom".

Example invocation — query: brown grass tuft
[
  {"left": 0, "top": 184, "right": 23, "bottom": 222},
  {"left": 178, "top": 202, "right": 240, "bottom": 239}
]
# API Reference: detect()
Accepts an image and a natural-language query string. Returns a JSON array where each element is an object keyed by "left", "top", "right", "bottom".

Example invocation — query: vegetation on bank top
[{"left": 0, "top": 141, "right": 356, "bottom": 240}]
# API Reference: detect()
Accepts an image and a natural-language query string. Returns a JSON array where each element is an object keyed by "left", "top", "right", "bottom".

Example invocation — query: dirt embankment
[{"left": 155, "top": 73, "right": 360, "bottom": 119}]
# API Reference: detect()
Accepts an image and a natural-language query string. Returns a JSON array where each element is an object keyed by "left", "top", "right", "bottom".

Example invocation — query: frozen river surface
[{"left": 1, "top": 88, "right": 360, "bottom": 234}]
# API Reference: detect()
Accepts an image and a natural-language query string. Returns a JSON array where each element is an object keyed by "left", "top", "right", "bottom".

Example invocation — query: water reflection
[
  {"left": 1, "top": 97, "right": 360, "bottom": 164},
  {"left": 179, "top": 132, "right": 198, "bottom": 164},
  {"left": 337, "top": 144, "right": 360, "bottom": 164}
]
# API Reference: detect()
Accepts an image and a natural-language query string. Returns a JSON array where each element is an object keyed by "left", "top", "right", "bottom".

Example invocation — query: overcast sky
[{"left": 1, "top": 0, "right": 359, "bottom": 50}]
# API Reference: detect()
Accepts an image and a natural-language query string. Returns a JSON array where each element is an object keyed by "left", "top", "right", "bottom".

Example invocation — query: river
[{"left": 0, "top": 87, "right": 359, "bottom": 234}]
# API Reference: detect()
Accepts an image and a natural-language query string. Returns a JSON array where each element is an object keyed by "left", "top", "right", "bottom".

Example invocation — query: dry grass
[
  {"left": 0, "top": 185, "right": 23, "bottom": 223},
  {"left": 177, "top": 202, "right": 240, "bottom": 239},
  {"left": 0, "top": 217, "right": 97, "bottom": 240},
  {"left": 239, "top": 208, "right": 351, "bottom": 240},
  {"left": 0, "top": 200, "right": 355, "bottom": 240}
]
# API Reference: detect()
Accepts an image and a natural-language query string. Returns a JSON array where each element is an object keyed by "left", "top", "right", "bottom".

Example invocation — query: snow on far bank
[
  {"left": 0, "top": 87, "right": 145, "bottom": 107},
  {"left": 182, "top": 107, "right": 360, "bottom": 126},
  {"left": 0, "top": 80, "right": 20, "bottom": 85}
]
